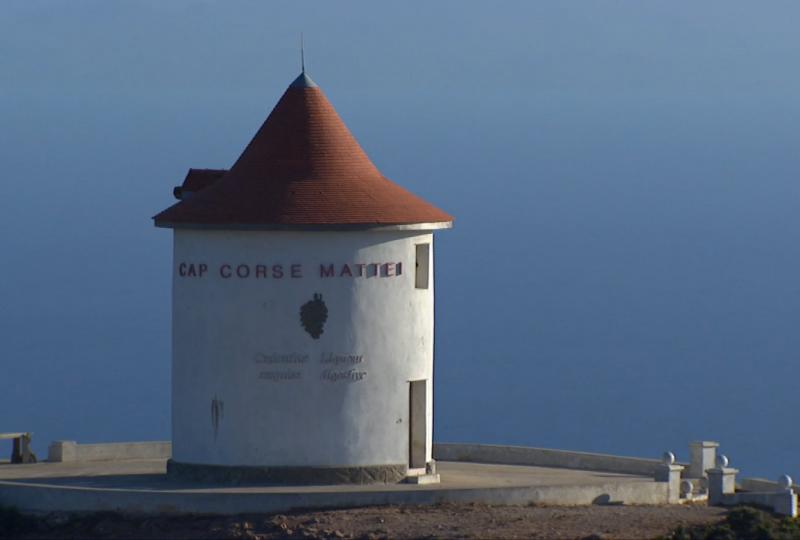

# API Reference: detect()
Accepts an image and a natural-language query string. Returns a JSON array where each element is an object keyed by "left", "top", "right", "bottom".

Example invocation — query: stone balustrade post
[
  {"left": 774, "top": 475, "right": 798, "bottom": 518},
  {"left": 707, "top": 455, "right": 738, "bottom": 506},
  {"left": 655, "top": 452, "right": 685, "bottom": 503},
  {"left": 47, "top": 440, "right": 77, "bottom": 462},
  {"left": 688, "top": 441, "right": 718, "bottom": 482}
]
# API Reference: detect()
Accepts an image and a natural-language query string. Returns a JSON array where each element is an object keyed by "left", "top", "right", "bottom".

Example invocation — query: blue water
[{"left": 1, "top": 2, "right": 798, "bottom": 481}]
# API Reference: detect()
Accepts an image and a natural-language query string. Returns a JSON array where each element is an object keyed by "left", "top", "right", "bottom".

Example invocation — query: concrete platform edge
[{"left": 0, "top": 479, "right": 669, "bottom": 515}]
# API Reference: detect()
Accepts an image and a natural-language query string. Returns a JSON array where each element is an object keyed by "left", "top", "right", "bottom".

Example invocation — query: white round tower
[{"left": 154, "top": 71, "right": 452, "bottom": 484}]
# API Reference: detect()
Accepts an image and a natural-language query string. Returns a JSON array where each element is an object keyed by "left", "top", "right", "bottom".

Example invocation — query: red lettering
[
  {"left": 320, "top": 264, "right": 335, "bottom": 278},
  {"left": 199, "top": 263, "right": 208, "bottom": 277},
  {"left": 236, "top": 264, "right": 250, "bottom": 278},
  {"left": 178, "top": 263, "right": 187, "bottom": 277},
  {"left": 220, "top": 264, "right": 232, "bottom": 278},
  {"left": 272, "top": 264, "right": 284, "bottom": 279},
  {"left": 340, "top": 264, "right": 353, "bottom": 277},
  {"left": 256, "top": 265, "right": 268, "bottom": 278},
  {"left": 291, "top": 264, "right": 302, "bottom": 278}
]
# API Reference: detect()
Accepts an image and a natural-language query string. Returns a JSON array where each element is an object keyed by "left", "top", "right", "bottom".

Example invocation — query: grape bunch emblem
[{"left": 300, "top": 293, "right": 328, "bottom": 339}]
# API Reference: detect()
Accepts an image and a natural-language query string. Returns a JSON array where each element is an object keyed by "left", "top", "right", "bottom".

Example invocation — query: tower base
[{"left": 166, "top": 459, "right": 408, "bottom": 485}]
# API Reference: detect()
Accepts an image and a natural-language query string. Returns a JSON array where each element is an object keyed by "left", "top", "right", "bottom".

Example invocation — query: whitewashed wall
[{"left": 171, "top": 229, "right": 435, "bottom": 468}]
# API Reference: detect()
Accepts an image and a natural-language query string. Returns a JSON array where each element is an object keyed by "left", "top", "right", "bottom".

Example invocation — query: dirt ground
[{"left": 3, "top": 502, "right": 729, "bottom": 540}]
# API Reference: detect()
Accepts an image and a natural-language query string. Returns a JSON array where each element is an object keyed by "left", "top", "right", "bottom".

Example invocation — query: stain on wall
[{"left": 211, "top": 395, "right": 224, "bottom": 441}]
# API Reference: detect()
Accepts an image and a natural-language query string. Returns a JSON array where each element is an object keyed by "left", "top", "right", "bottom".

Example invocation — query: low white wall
[
  {"left": 740, "top": 477, "right": 800, "bottom": 493},
  {"left": 434, "top": 443, "right": 678, "bottom": 476},
  {"left": 48, "top": 441, "right": 171, "bottom": 463},
  {"left": 721, "top": 490, "right": 798, "bottom": 518}
]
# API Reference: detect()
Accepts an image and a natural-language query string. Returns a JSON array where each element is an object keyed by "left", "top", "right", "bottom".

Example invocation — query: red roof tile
[{"left": 154, "top": 73, "right": 453, "bottom": 229}]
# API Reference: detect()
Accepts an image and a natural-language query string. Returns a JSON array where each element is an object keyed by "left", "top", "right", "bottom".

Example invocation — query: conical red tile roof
[{"left": 154, "top": 72, "right": 452, "bottom": 229}]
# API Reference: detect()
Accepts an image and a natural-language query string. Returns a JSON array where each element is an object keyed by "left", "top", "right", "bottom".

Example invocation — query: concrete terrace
[
  {"left": 0, "top": 459, "right": 653, "bottom": 492},
  {"left": 0, "top": 455, "right": 665, "bottom": 514}
]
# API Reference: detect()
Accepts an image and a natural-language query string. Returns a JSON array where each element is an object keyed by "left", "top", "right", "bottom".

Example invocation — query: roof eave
[{"left": 152, "top": 220, "right": 453, "bottom": 232}]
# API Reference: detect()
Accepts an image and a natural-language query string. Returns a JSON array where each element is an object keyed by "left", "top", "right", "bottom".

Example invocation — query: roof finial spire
[
  {"left": 300, "top": 32, "right": 305, "bottom": 73},
  {"left": 290, "top": 36, "right": 317, "bottom": 88}
]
